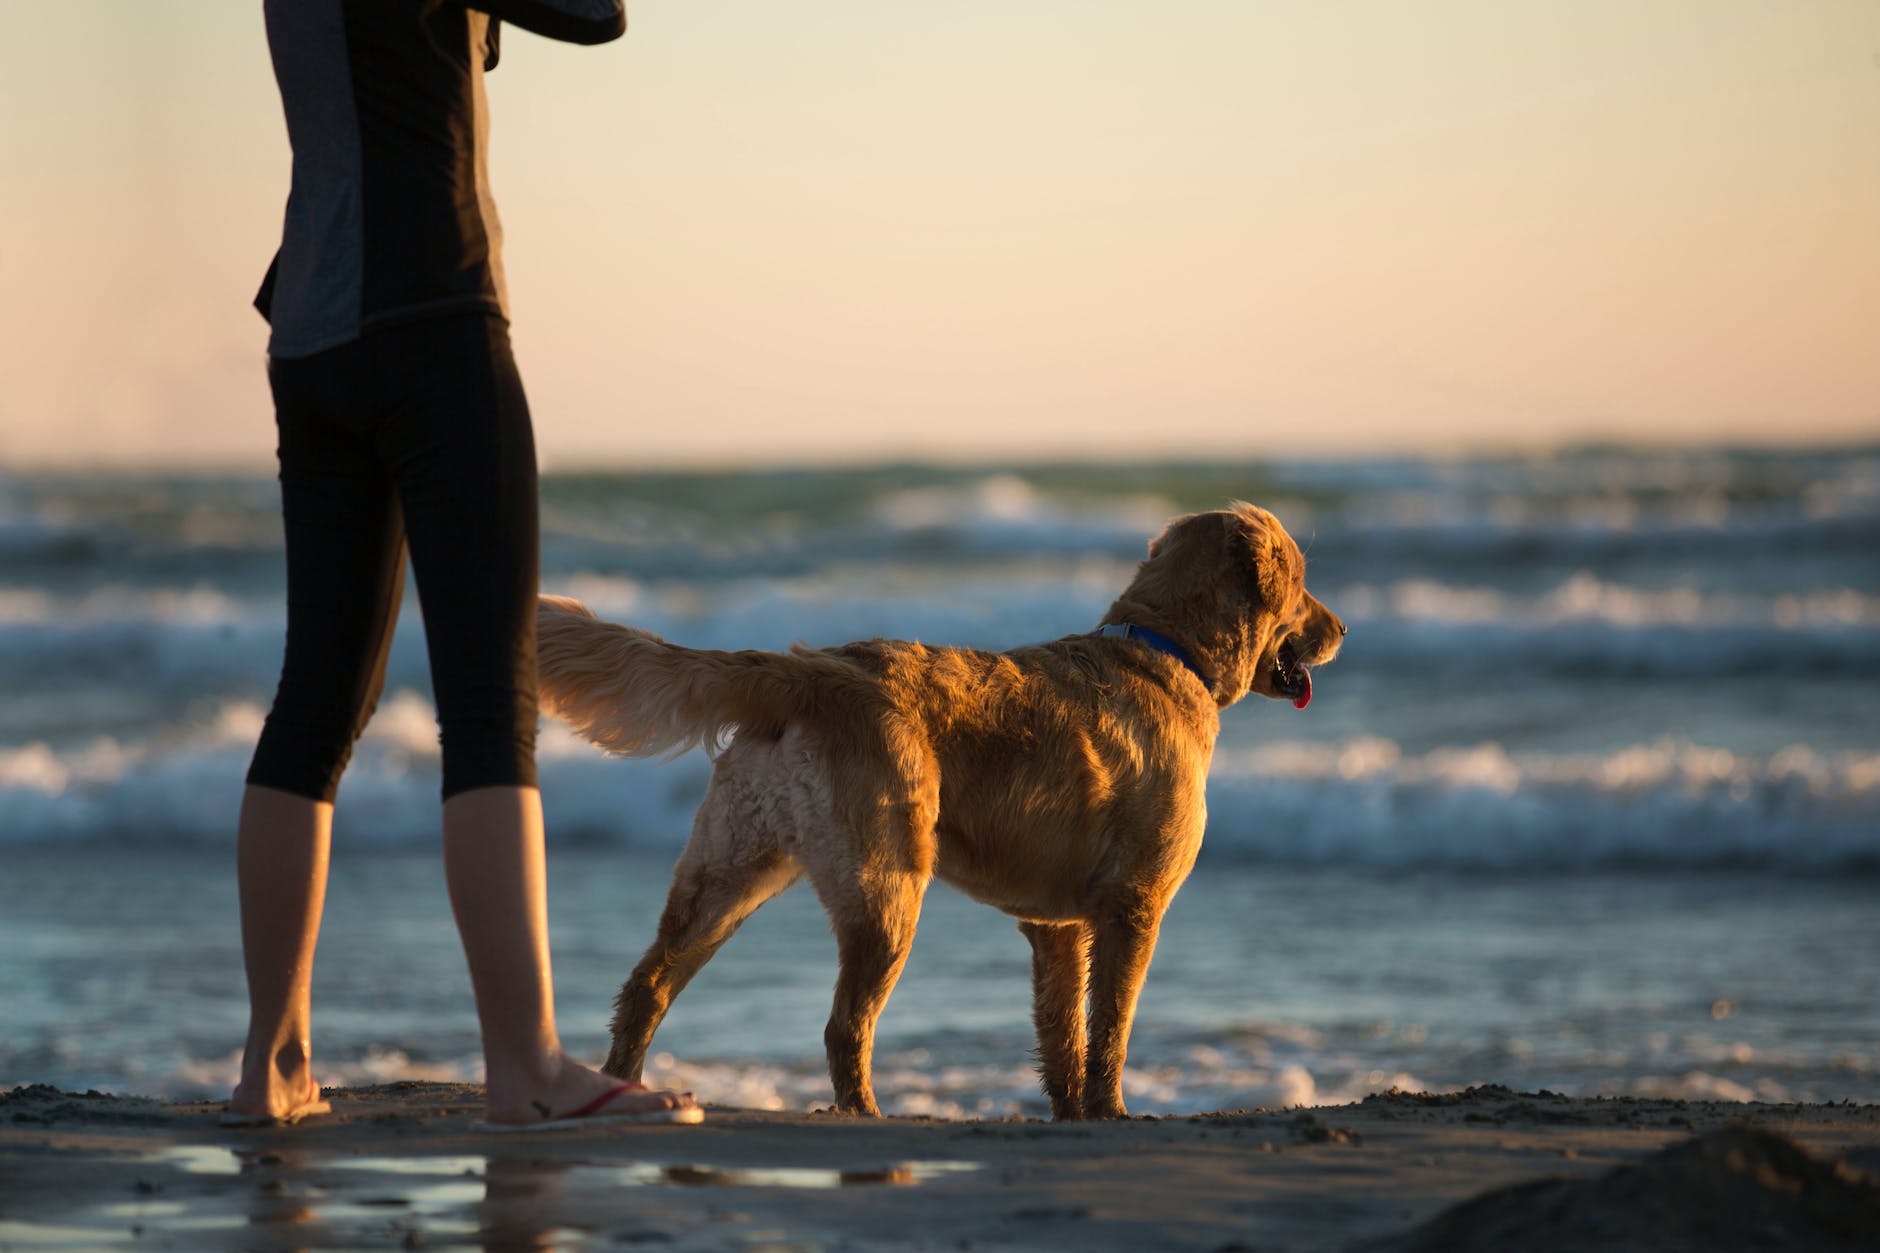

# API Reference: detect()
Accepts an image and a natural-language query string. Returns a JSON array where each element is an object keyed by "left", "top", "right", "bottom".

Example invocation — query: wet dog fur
[{"left": 535, "top": 503, "right": 1345, "bottom": 1119}]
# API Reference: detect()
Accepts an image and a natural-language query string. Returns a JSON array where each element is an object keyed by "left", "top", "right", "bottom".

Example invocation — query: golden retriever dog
[{"left": 535, "top": 503, "right": 1344, "bottom": 1120}]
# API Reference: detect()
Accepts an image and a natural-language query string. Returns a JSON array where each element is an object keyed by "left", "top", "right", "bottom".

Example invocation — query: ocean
[{"left": 2, "top": 449, "right": 1877, "bottom": 1117}]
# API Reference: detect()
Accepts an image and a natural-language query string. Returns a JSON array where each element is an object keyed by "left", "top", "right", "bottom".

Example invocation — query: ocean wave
[
  {"left": 8, "top": 454, "right": 1877, "bottom": 587},
  {"left": 4, "top": 700, "right": 1875, "bottom": 871},
  {"left": 1336, "top": 573, "right": 1880, "bottom": 630},
  {"left": 1204, "top": 737, "right": 1880, "bottom": 870},
  {"left": 53, "top": 1029, "right": 1859, "bottom": 1113},
  {"left": 8, "top": 1040, "right": 1383, "bottom": 1116},
  {"left": 1330, "top": 487, "right": 1880, "bottom": 544},
  {"left": 4, "top": 568, "right": 1877, "bottom": 705},
  {"left": 1326, "top": 573, "right": 1880, "bottom": 677},
  {"left": 868, "top": 474, "right": 1178, "bottom": 552}
]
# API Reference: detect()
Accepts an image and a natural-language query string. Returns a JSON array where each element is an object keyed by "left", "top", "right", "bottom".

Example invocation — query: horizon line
[{"left": 3, "top": 435, "right": 1877, "bottom": 478}]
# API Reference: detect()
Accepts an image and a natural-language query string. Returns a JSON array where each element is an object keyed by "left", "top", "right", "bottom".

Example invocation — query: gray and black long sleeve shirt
[{"left": 257, "top": 0, "right": 625, "bottom": 359}]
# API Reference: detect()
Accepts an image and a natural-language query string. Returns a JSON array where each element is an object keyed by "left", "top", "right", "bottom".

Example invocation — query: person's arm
[{"left": 466, "top": 0, "right": 625, "bottom": 46}]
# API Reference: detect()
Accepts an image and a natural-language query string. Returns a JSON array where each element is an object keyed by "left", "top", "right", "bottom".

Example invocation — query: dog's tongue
[{"left": 1291, "top": 666, "right": 1313, "bottom": 710}]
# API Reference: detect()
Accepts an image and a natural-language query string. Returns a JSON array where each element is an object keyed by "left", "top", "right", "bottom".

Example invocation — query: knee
[
  {"left": 246, "top": 703, "right": 372, "bottom": 803},
  {"left": 436, "top": 692, "right": 538, "bottom": 800}
]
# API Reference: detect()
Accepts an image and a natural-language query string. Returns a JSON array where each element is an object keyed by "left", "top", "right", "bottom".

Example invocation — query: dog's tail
[{"left": 536, "top": 595, "right": 867, "bottom": 757}]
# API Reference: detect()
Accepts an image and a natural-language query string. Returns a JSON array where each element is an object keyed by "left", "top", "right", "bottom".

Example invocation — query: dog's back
[{"left": 538, "top": 601, "right": 1217, "bottom": 918}]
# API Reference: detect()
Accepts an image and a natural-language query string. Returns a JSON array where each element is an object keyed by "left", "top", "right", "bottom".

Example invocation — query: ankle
[
  {"left": 238, "top": 1030, "right": 312, "bottom": 1088},
  {"left": 483, "top": 1045, "right": 569, "bottom": 1106},
  {"left": 231, "top": 1035, "right": 320, "bottom": 1113},
  {"left": 272, "top": 1038, "right": 312, "bottom": 1078}
]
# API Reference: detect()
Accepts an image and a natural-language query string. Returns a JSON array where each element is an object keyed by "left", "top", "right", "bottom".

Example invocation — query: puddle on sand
[
  {"left": 86, "top": 1147, "right": 979, "bottom": 1248},
  {"left": 0, "top": 1219, "right": 135, "bottom": 1248},
  {"left": 108, "top": 1149, "right": 481, "bottom": 1241},
  {"left": 326, "top": 1181, "right": 485, "bottom": 1214},
  {"left": 99, "top": 1201, "right": 188, "bottom": 1220},
  {"left": 585, "top": 1159, "right": 983, "bottom": 1189},
  {"left": 332, "top": 1155, "right": 486, "bottom": 1178},
  {"left": 294, "top": 1201, "right": 481, "bottom": 1237},
  {"left": 331, "top": 1153, "right": 982, "bottom": 1190},
  {"left": 147, "top": 1144, "right": 245, "bottom": 1176},
  {"left": 96, "top": 1200, "right": 251, "bottom": 1233},
  {"left": 732, "top": 1229, "right": 832, "bottom": 1253},
  {"left": 281, "top": 1159, "right": 485, "bottom": 1235}
]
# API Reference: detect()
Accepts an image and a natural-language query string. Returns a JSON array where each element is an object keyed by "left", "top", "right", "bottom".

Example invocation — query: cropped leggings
[{"left": 247, "top": 313, "right": 539, "bottom": 802}]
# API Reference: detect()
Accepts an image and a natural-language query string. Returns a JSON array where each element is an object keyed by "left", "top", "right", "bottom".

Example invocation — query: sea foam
[{"left": 5, "top": 695, "right": 1874, "bottom": 870}]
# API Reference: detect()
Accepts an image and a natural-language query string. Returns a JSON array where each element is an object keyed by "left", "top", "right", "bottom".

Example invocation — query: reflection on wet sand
[
  {"left": 651, "top": 1161, "right": 977, "bottom": 1188},
  {"left": 478, "top": 1154, "right": 576, "bottom": 1251},
  {"left": 107, "top": 1143, "right": 981, "bottom": 1248},
  {"left": 237, "top": 1146, "right": 318, "bottom": 1233}
]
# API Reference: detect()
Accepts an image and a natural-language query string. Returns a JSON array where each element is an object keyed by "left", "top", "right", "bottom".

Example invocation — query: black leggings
[{"left": 247, "top": 313, "right": 539, "bottom": 802}]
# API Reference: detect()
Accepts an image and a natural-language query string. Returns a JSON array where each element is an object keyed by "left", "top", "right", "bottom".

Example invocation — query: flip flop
[
  {"left": 220, "top": 1094, "right": 333, "bottom": 1127},
  {"left": 471, "top": 1083, "right": 703, "bottom": 1132}
]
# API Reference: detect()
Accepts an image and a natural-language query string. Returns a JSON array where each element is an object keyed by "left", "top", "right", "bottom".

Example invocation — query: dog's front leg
[
  {"left": 1082, "top": 895, "right": 1163, "bottom": 1119},
  {"left": 1019, "top": 921, "right": 1090, "bottom": 1120}
]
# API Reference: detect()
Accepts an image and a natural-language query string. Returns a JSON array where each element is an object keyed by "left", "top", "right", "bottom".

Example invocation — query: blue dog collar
[{"left": 1095, "top": 623, "right": 1211, "bottom": 689}]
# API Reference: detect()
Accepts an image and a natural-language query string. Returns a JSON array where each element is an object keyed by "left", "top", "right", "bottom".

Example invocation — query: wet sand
[{"left": 1, "top": 1083, "right": 1876, "bottom": 1251}]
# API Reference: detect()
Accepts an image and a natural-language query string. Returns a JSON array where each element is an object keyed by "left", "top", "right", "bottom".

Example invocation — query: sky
[{"left": 1, "top": 1, "right": 1876, "bottom": 469}]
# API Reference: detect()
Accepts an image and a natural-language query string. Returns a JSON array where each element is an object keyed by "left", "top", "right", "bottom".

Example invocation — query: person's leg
[
  {"left": 441, "top": 785, "right": 690, "bottom": 1120},
  {"left": 229, "top": 786, "right": 334, "bottom": 1120},
  {"left": 380, "top": 315, "right": 694, "bottom": 1122},
  {"left": 233, "top": 345, "right": 407, "bottom": 1120}
]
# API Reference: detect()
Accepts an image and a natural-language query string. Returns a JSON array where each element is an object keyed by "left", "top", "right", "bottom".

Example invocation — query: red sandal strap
[{"left": 560, "top": 1083, "right": 647, "bottom": 1121}]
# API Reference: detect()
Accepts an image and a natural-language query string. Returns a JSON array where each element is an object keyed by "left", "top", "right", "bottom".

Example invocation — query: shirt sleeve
[{"left": 463, "top": 0, "right": 625, "bottom": 46}]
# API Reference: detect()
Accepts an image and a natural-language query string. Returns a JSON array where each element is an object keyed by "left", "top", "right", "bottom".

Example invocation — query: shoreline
[{"left": 2, "top": 1083, "right": 1876, "bottom": 1250}]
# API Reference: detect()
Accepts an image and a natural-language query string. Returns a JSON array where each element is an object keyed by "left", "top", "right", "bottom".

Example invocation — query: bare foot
[
  {"left": 481, "top": 1050, "right": 699, "bottom": 1126},
  {"left": 227, "top": 1044, "right": 329, "bottom": 1125}
]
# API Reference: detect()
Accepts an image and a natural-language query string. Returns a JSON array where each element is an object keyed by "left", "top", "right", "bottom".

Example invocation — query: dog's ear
[
  {"left": 1228, "top": 503, "right": 1297, "bottom": 612},
  {"left": 1254, "top": 532, "right": 1295, "bottom": 611},
  {"left": 1146, "top": 512, "right": 1197, "bottom": 559}
]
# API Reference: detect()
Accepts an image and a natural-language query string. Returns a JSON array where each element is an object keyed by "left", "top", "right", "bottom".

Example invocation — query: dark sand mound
[
  {"left": 0, "top": 1083, "right": 169, "bottom": 1126},
  {"left": 1378, "top": 1127, "right": 1880, "bottom": 1252}
]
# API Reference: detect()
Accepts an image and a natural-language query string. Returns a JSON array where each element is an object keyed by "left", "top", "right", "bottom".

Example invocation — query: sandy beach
[{"left": 2, "top": 1083, "right": 1875, "bottom": 1251}]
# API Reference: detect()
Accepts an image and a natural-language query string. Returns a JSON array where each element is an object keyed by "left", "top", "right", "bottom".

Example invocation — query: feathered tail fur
[{"left": 535, "top": 595, "right": 868, "bottom": 758}]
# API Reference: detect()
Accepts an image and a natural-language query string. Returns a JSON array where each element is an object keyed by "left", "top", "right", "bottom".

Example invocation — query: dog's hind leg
[
  {"left": 1018, "top": 920, "right": 1091, "bottom": 1121},
  {"left": 808, "top": 863, "right": 928, "bottom": 1117},
  {"left": 604, "top": 792, "right": 801, "bottom": 1080},
  {"left": 800, "top": 786, "right": 932, "bottom": 1113}
]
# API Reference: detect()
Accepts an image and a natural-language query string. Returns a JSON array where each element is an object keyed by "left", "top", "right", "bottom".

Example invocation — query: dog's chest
[{"left": 934, "top": 860, "right": 1090, "bottom": 924}]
